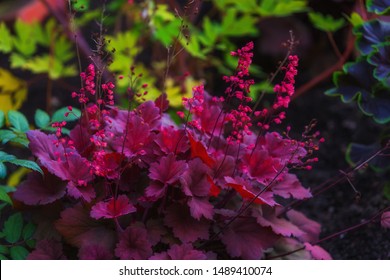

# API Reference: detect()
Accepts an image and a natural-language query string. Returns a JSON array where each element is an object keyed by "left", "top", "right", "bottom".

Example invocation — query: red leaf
[
  {"left": 225, "top": 177, "right": 265, "bottom": 205},
  {"left": 149, "top": 153, "right": 187, "bottom": 185},
  {"left": 207, "top": 175, "right": 221, "bottom": 197},
  {"left": 188, "top": 133, "right": 215, "bottom": 168}
]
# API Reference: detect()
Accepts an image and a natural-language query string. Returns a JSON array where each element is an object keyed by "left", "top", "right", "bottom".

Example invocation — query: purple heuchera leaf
[
  {"left": 181, "top": 158, "right": 210, "bottom": 197},
  {"left": 67, "top": 181, "right": 96, "bottom": 202},
  {"left": 272, "top": 174, "right": 312, "bottom": 200},
  {"left": 263, "top": 132, "right": 306, "bottom": 164},
  {"left": 150, "top": 243, "right": 207, "bottom": 260},
  {"left": 164, "top": 204, "right": 209, "bottom": 243},
  {"left": 253, "top": 206, "right": 304, "bottom": 238},
  {"left": 90, "top": 195, "right": 136, "bottom": 220},
  {"left": 155, "top": 126, "right": 189, "bottom": 154},
  {"left": 221, "top": 217, "right": 278, "bottom": 259},
  {"left": 115, "top": 225, "right": 153, "bottom": 260},
  {"left": 113, "top": 114, "right": 152, "bottom": 158},
  {"left": 287, "top": 210, "right": 321, "bottom": 243},
  {"left": 188, "top": 197, "right": 214, "bottom": 220},
  {"left": 242, "top": 148, "right": 283, "bottom": 184},
  {"left": 13, "top": 171, "right": 66, "bottom": 205},
  {"left": 381, "top": 211, "right": 390, "bottom": 228},
  {"left": 78, "top": 245, "right": 114, "bottom": 260},
  {"left": 304, "top": 242, "right": 332, "bottom": 260},
  {"left": 149, "top": 153, "right": 188, "bottom": 185},
  {"left": 55, "top": 203, "right": 116, "bottom": 249},
  {"left": 27, "top": 130, "right": 94, "bottom": 185},
  {"left": 137, "top": 100, "right": 161, "bottom": 129},
  {"left": 27, "top": 239, "right": 67, "bottom": 260}
]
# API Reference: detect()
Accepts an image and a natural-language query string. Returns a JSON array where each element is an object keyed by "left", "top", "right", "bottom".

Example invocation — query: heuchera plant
[{"left": 14, "top": 42, "right": 330, "bottom": 260}]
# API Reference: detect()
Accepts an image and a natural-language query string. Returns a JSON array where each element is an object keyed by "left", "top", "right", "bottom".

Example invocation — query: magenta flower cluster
[{"left": 14, "top": 42, "right": 330, "bottom": 260}]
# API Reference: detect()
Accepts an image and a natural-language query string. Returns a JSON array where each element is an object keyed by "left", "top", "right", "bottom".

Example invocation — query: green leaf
[
  {"left": 0, "top": 187, "right": 12, "bottom": 205},
  {"left": 0, "top": 151, "right": 16, "bottom": 161},
  {"left": 7, "top": 159, "right": 42, "bottom": 175},
  {"left": 0, "top": 22, "right": 12, "bottom": 53},
  {"left": 8, "top": 136, "right": 29, "bottom": 147},
  {"left": 221, "top": 8, "right": 258, "bottom": 36},
  {"left": 308, "top": 12, "right": 346, "bottom": 32},
  {"left": 0, "top": 162, "right": 6, "bottom": 179},
  {"left": 8, "top": 110, "right": 29, "bottom": 132},
  {"left": 346, "top": 12, "right": 364, "bottom": 27},
  {"left": 25, "top": 239, "right": 36, "bottom": 249},
  {"left": 12, "top": 20, "right": 38, "bottom": 57},
  {"left": 3, "top": 213, "right": 23, "bottom": 243},
  {"left": 0, "top": 110, "right": 4, "bottom": 128},
  {"left": 72, "top": 0, "right": 90, "bottom": 11},
  {"left": 0, "top": 129, "right": 16, "bottom": 144},
  {"left": 22, "top": 222, "right": 36, "bottom": 240},
  {"left": 10, "top": 246, "right": 29, "bottom": 260},
  {"left": 52, "top": 107, "right": 81, "bottom": 123},
  {"left": 0, "top": 254, "right": 9, "bottom": 260},
  {"left": 258, "top": 0, "right": 307, "bottom": 17},
  {"left": 34, "top": 109, "right": 50, "bottom": 129},
  {"left": 0, "top": 245, "right": 9, "bottom": 255}
]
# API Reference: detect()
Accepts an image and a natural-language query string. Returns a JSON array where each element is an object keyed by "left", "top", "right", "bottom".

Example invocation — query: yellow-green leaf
[
  {"left": 0, "top": 22, "right": 12, "bottom": 53},
  {"left": 0, "top": 69, "right": 28, "bottom": 115}
]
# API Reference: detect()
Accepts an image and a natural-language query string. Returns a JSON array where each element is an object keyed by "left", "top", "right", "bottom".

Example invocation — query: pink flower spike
[{"left": 90, "top": 195, "right": 136, "bottom": 220}]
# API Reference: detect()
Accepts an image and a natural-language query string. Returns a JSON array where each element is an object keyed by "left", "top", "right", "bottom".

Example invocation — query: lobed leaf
[
  {"left": 308, "top": 12, "right": 346, "bottom": 32},
  {"left": 0, "top": 22, "right": 12, "bottom": 52}
]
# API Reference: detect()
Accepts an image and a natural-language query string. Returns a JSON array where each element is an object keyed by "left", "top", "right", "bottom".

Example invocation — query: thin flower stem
[{"left": 326, "top": 31, "right": 343, "bottom": 59}]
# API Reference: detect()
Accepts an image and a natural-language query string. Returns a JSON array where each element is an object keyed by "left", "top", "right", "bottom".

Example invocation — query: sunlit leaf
[
  {"left": 7, "top": 167, "right": 29, "bottom": 187},
  {"left": 13, "top": 19, "right": 38, "bottom": 56},
  {"left": 0, "top": 69, "right": 28, "bottom": 114},
  {"left": 72, "top": 0, "right": 90, "bottom": 11},
  {"left": 308, "top": 12, "right": 346, "bottom": 32},
  {"left": 0, "top": 22, "right": 12, "bottom": 52},
  {"left": 221, "top": 8, "right": 258, "bottom": 36},
  {"left": 258, "top": 0, "right": 307, "bottom": 17}
]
